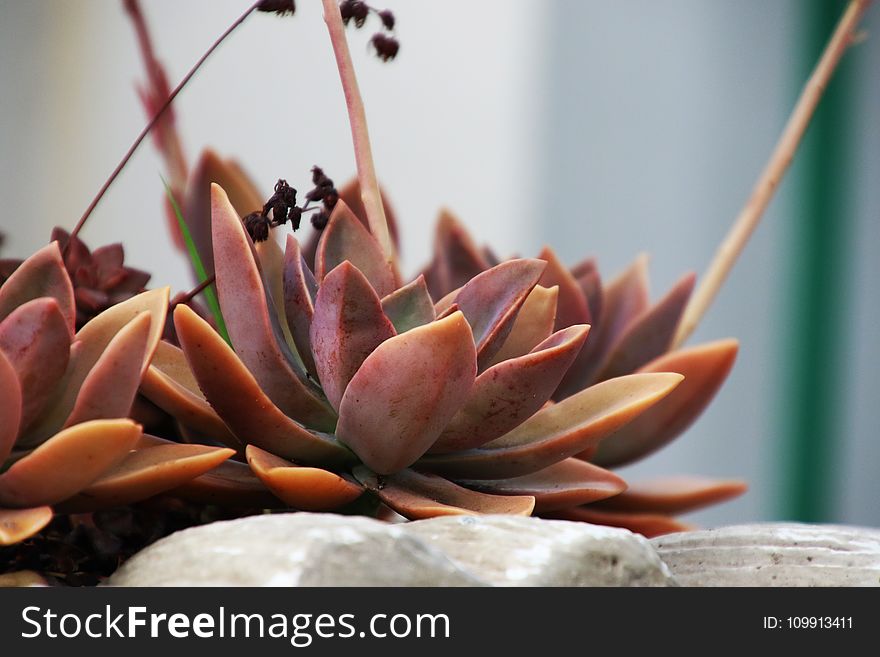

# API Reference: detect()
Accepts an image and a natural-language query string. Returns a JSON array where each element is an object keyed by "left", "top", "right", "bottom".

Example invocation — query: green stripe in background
[{"left": 780, "top": 1, "right": 856, "bottom": 522}]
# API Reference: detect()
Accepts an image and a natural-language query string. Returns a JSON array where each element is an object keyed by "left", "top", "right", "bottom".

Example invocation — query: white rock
[
  {"left": 652, "top": 523, "right": 880, "bottom": 586},
  {"left": 108, "top": 512, "right": 675, "bottom": 587},
  {"left": 405, "top": 515, "right": 675, "bottom": 586},
  {"left": 108, "top": 513, "right": 485, "bottom": 587}
]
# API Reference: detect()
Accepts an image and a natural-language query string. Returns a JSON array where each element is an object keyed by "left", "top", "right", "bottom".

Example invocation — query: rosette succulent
[
  {"left": 0, "top": 243, "right": 234, "bottom": 546},
  {"left": 134, "top": 181, "right": 743, "bottom": 535}
]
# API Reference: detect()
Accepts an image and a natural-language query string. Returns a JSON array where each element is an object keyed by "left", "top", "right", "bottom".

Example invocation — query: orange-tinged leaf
[
  {"left": 59, "top": 442, "right": 235, "bottom": 512},
  {"left": 488, "top": 284, "right": 559, "bottom": 366},
  {"left": 63, "top": 312, "right": 150, "bottom": 428},
  {"left": 246, "top": 445, "right": 363, "bottom": 510},
  {"left": 337, "top": 312, "right": 477, "bottom": 474},
  {"left": 0, "top": 298, "right": 70, "bottom": 431},
  {"left": 139, "top": 341, "right": 239, "bottom": 447},
  {"left": 595, "top": 476, "right": 747, "bottom": 514},
  {"left": 172, "top": 457, "right": 279, "bottom": 508},
  {"left": 538, "top": 247, "right": 591, "bottom": 330},
  {"left": 0, "top": 242, "right": 75, "bottom": 333},
  {"left": 455, "top": 458, "right": 626, "bottom": 513},
  {"left": 315, "top": 201, "right": 396, "bottom": 297},
  {"left": 211, "top": 184, "right": 334, "bottom": 429},
  {"left": 0, "top": 506, "right": 53, "bottom": 546},
  {"left": 174, "top": 305, "right": 351, "bottom": 466},
  {"left": 0, "top": 350, "right": 22, "bottom": 464},
  {"left": 311, "top": 262, "right": 396, "bottom": 411},
  {"left": 419, "top": 372, "right": 683, "bottom": 479},
  {"left": 544, "top": 506, "right": 693, "bottom": 538},
  {"left": 592, "top": 339, "right": 738, "bottom": 467},
  {"left": 431, "top": 325, "right": 589, "bottom": 453},
  {"left": 0, "top": 419, "right": 141, "bottom": 508},
  {"left": 354, "top": 466, "right": 535, "bottom": 520}
]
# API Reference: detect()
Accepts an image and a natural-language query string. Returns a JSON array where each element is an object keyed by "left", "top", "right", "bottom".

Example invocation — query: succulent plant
[
  {"left": 0, "top": 228, "right": 151, "bottom": 330},
  {"left": 132, "top": 183, "right": 744, "bottom": 536},
  {"left": 0, "top": 243, "right": 234, "bottom": 546}
]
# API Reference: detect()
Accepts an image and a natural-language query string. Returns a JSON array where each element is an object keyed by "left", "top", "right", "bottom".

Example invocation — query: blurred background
[{"left": 1, "top": 0, "right": 877, "bottom": 527}]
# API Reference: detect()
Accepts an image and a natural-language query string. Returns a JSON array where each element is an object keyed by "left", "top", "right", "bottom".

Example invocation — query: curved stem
[
  {"left": 67, "top": 1, "right": 261, "bottom": 248},
  {"left": 672, "top": 0, "right": 872, "bottom": 348},
  {"left": 320, "top": 0, "right": 394, "bottom": 265}
]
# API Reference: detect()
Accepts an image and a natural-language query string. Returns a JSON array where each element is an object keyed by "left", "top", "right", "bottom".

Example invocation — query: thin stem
[
  {"left": 67, "top": 1, "right": 261, "bottom": 247},
  {"left": 321, "top": 0, "right": 395, "bottom": 264},
  {"left": 672, "top": 0, "right": 872, "bottom": 349},
  {"left": 172, "top": 274, "right": 216, "bottom": 308}
]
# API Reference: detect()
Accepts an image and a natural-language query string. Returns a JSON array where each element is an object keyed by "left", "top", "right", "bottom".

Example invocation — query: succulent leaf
[
  {"left": 0, "top": 242, "right": 75, "bottom": 332},
  {"left": 431, "top": 324, "right": 590, "bottom": 453},
  {"left": 282, "top": 235, "right": 318, "bottom": 377},
  {"left": 311, "top": 262, "right": 397, "bottom": 412},
  {"left": 0, "top": 349, "right": 22, "bottom": 464},
  {"left": 255, "top": 235, "right": 306, "bottom": 372},
  {"left": 184, "top": 149, "right": 263, "bottom": 277},
  {"left": 63, "top": 312, "right": 151, "bottom": 428},
  {"left": 424, "top": 209, "right": 490, "bottom": 299},
  {"left": 594, "top": 475, "right": 747, "bottom": 515},
  {"left": 211, "top": 183, "right": 334, "bottom": 429},
  {"left": 315, "top": 200, "right": 397, "bottom": 297},
  {"left": 592, "top": 339, "right": 739, "bottom": 467},
  {"left": 353, "top": 466, "right": 535, "bottom": 520},
  {"left": 171, "top": 456, "right": 281, "bottom": 508},
  {"left": 487, "top": 284, "right": 559, "bottom": 367},
  {"left": 0, "top": 419, "right": 141, "bottom": 508},
  {"left": 0, "top": 506, "right": 53, "bottom": 546},
  {"left": 537, "top": 246, "right": 591, "bottom": 330},
  {"left": 418, "top": 372, "right": 683, "bottom": 479},
  {"left": 380, "top": 275, "right": 436, "bottom": 334},
  {"left": 545, "top": 506, "right": 693, "bottom": 538},
  {"left": 454, "top": 458, "right": 627, "bottom": 513},
  {"left": 139, "top": 340, "right": 239, "bottom": 447},
  {"left": 453, "top": 259, "right": 547, "bottom": 370},
  {"left": 336, "top": 311, "right": 477, "bottom": 474},
  {"left": 58, "top": 440, "right": 235, "bottom": 512},
  {"left": 246, "top": 445, "right": 363, "bottom": 510},
  {"left": 0, "top": 298, "right": 70, "bottom": 431},
  {"left": 174, "top": 304, "right": 352, "bottom": 466},
  {"left": 21, "top": 287, "right": 169, "bottom": 445},
  {"left": 593, "top": 272, "right": 696, "bottom": 381}
]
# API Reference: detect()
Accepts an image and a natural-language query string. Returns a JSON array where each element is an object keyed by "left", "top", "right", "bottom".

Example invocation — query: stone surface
[
  {"left": 108, "top": 513, "right": 485, "bottom": 586},
  {"left": 406, "top": 515, "right": 674, "bottom": 586},
  {"left": 653, "top": 523, "right": 880, "bottom": 586},
  {"left": 108, "top": 512, "right": 674, "bottom": 587}
]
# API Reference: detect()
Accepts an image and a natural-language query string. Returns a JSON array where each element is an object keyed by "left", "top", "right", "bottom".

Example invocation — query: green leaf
[{"left": 161, "top": 176, "right": 230, "bottom": 345}]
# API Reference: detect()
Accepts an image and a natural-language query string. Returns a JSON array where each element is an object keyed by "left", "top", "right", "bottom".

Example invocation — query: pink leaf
[
  {"left": 592, "top": 339, "right": 739, "bottom": 467},
  {"left": 282, "top": 235, "right": 318, "bottom": 377},
  {"left": 336, "top": 312, "right": 476, "bottom": 474},
  {"left": 211, "top": 183, "right": 335, "bottom": 429},
  {"left": 0, "top": 349, "right": 22, "bottom": 464},
  {"left": 311, "top": 262, "right": 397, "bottom": 411},
  {"left": 0, "top": 242, "right": 75, "bottom": 333},
  {"left": 419, "top": 373, "right": 682, "bottom": 479},
  {"left": 315, "top": 201, "right": 397, "bottom": 297},
  {"left": 538, "top": 246, "right": 591, "bottom": 330},
  {"left": 381, "top": 275, "right": 436, "bottom": 334},
  {"left": 431, "top": 324, "right": 589, "bottom": 453},
  {"left": 595, "top": 476, "right": 747, "bottom": 515}
]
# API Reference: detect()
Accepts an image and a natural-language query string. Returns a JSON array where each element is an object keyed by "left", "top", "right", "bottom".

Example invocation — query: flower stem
[
  {"left": 321, "top": 0, "right": 395, "bottom": 265},
  {"left": 672, "top": 0, "right": 873, "bottom": 349},
  {"left": 67, "top": 1, "right": 261, "bottom": 248}
]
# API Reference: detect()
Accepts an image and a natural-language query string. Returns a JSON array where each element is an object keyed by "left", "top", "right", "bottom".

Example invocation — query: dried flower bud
[
  {"left": 370, "top": 33, "right": 399, "bottom": 61},
  {"left": 244, "top": 212, "right": 270, "bottom": 242},
  {"left": 378, "top": 9, "right": 395, "bottom": 31},
  {"left": 257, "top": 0, "right": 296, "bottom": 17}
]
